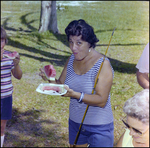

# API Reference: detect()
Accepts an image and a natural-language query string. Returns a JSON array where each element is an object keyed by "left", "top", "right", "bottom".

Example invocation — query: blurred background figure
[
  {"left": 136, "top": 43, "right": 149, "bottom": 89},
  {"left": 116, "top": 89, "right": 149, "bottom": 147}
]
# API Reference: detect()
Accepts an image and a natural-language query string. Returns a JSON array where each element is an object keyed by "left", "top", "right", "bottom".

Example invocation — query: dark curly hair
[{"left": 65, "top": 19, "right": 99, "bottom": 48}]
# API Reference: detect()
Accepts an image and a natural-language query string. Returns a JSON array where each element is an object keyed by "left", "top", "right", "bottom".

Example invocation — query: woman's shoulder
[
  {"left": 91, "top": 51, "right": 112, "bottom": 71},
  {"left": 96, "top": 53, "right": 111, "bottom": 67},
  {"left": 93, "top": 51, "right": 110, "bottom": 61},
  {"left": 91, "top": 51, "right": 103, "bottom": 62},
  {"left": 93, "top": 50, "right": 103, "bottom": 57}
]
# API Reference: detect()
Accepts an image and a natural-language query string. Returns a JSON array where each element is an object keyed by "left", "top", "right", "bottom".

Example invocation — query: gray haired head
[{"left": 123, "top": 89, "right": 149, "bottom": 125}]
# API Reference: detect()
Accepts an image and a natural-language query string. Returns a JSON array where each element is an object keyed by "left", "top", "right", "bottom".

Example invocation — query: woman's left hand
[{"left": 62, "top": 85, "right": 75, "bottom": 97}]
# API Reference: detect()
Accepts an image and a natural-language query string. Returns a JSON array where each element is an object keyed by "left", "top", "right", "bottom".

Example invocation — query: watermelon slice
[
  {"left": 42, "top": 86, "right": 61, "bottom": 93},
  {"left": 3, "top": 51, "right": 18, "bottom": 59},
  {"left": 43, "top": 65, "right": 56, "bottom": 81}
]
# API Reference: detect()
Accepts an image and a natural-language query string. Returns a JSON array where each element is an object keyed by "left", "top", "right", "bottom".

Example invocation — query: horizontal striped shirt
[
  {"left": 1, "top": 50, "right": 14, "bottom": 99},
  {"left": 64, "top": 54, "right": 114, "bottom": 125}
]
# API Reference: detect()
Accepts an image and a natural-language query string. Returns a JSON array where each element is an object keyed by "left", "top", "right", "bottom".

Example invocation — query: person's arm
[
  {"left": 115, "top": 132, "right": 125, "bottom": 147},
  {"left": 63, "top": 59, "right": 113, "bottom": 108},
  {"left": 136, "top": 69, "right": 149, "bottom": 89},
  {"left": 11, "top": 54, "right": 22, "bottom": 79}
]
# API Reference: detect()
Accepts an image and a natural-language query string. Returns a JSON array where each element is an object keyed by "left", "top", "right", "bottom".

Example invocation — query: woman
[
  {"left": 116, "top": 89, "right": 149, "bottom": 147},
  {"left": 39, "top": 19, "right": 114, "bottom": 147}
]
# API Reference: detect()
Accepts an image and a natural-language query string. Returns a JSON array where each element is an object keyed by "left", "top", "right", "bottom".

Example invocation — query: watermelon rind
[
  {"left": 49, "top": 77, "right": 55, "bottom": 81},
  {"left": 3, "top": 54, "right": 16, "bottom": 59},
  {"left": 43, "top": 68, "right": 55, "bottom": 81},
  {"left": 3, "top": 52, "right": 18, "bottom": 59}
]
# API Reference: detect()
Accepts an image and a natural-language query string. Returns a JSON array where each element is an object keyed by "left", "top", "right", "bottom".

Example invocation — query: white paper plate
[{"left": 36, "top": 83, "right": 68, "bottom": 96}]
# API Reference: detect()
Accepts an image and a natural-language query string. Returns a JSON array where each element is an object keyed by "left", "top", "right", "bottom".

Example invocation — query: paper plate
[{"left": 36, "top": 83, "right": 68, "bottom": 96}]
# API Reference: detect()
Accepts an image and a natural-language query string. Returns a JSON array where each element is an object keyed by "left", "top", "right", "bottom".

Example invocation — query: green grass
[{"left": 1, "top": 1, "right": 149, "bottom": 147}]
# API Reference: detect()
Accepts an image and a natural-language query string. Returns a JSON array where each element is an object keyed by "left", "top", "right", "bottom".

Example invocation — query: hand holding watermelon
[
  {"left": 39, "top": 65, "right": 56, "bottom": 81},
  {"left": 13, "top": 53, "right": 21, "bottom": 67}
]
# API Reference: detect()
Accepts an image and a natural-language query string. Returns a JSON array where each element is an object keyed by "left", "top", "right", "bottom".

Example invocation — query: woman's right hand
[{"left": 39, "top": 68, "right": 48, "bottom": 81}]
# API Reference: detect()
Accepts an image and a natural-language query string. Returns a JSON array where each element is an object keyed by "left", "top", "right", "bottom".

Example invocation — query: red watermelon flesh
[
  {"left": 3, "top": 51, "right": 18, "bottom": 59},
  {"left": 43, "top": 65, "right": 56, "bottom": 80},
  {"left": 42, "top": 86, "right": 61, "bottom": 93}
]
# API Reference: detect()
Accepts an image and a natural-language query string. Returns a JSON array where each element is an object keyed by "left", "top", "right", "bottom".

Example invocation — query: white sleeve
[{"left": 136, "top": 42, "right": 149, "bottom": 73}]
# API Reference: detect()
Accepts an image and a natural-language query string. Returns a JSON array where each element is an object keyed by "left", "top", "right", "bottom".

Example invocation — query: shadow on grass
[
  {"left": 109, "top": 58, "right": 137, "bottom": 74},
  {"left": 5, "top": 107, "right": 68, "bottom": 147},
  {"left": 95, "top": 28, "right": 149, "bottom": 34},
  {"left": 20, "top": 12, "right": 38, "bottom": 32},
  {"left": 52, "top": 32, "right": 69, "bottom": 48},
  {"left": 2, "top": 17, "right": 32, "bottom": 33},
  {"left": 2, "top": 16, "right": 70, "bottom": 67},
  {"left": 2, "top": 13, "right": 143, "bottom": 73},
  {"left": 97, "top": 43, "right": 146, "bottom": 46},
  {"left": 8, "top": 37, "right": 70, "bottom": 66}
]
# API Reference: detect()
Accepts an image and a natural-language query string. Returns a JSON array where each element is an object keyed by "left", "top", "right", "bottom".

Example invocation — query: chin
[
  {"left": 75, "top": 56, "right": 84, "bottom": 61},
  {"left": 75, "top": 57, "right": 82, "bottom": 61}
]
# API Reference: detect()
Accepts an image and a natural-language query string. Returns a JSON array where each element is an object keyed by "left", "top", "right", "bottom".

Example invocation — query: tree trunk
[{"left": 39, "top": 1, "right": 59, "bottom": 33}]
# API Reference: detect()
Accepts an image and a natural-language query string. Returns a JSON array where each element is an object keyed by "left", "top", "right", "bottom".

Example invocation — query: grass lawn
[{"left": 1, "top": 1, "right": 149, "bottom": 147}]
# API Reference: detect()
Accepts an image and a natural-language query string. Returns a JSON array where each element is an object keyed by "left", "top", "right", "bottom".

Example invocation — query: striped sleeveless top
[
  {"left": 64, "top": 54, "right": 114, "bottom": 125},
  {"left": 1, "top": 50, "right": 14, "bottom": 99}
]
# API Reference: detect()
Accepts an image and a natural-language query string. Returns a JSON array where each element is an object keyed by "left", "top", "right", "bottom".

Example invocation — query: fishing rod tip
[{"left": 112, "top": 27, "right": 116, "bottom": 36}]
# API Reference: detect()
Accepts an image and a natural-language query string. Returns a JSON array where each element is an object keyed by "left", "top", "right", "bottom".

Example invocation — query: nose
[
  {"left": 129, "top": 128, "right": 136, "bottom": 136},
  {"left": 71, "top": 43, "right": 77, "bottom": 51}
]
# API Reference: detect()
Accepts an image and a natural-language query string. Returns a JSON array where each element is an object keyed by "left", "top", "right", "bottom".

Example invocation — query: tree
[{"left": 39, "top": 1, "right": 59, "bottom": 33}]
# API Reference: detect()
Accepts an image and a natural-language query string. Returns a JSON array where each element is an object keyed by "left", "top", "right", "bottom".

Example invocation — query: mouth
[{"left": 133, "top": 136, "right": 140, "bottom": 139}]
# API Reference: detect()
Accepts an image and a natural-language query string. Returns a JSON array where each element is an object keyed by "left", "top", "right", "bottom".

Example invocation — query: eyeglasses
[{"left": 122, "top": 117, "right": 149, "bottom": 136}]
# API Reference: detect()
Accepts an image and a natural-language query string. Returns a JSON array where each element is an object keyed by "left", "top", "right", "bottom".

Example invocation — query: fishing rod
[{"left": 73, "top": 27, "right": 116, "bottom": 147}]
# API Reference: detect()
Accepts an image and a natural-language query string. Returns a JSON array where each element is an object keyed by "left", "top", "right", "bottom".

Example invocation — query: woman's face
[
  {"left": 127, "top": 116, "right": 149, "bottom": 143},
  {"left": 69, "top": 35, "right": 91, "bottom": 61}
]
